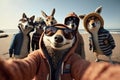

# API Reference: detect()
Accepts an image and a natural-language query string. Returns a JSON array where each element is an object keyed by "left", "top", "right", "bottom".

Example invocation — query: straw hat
[{"left": 83, "top": 12, "right": 104, "bottom": 32}]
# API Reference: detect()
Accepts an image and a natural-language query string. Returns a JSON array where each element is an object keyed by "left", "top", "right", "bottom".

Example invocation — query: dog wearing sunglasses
[
  {"left": 79, "top": 6, "right": 116, "bottom": 63},
  {"left": 64, "top": 12, "right": 85, "bottom": 59},
  {"left": 43, "top": 24, "right": 76, "bottom": 68}
]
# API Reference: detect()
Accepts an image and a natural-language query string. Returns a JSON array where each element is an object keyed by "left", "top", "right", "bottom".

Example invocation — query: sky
[{"left": 0, "top": 0, "right": 120, "bottom": 29}]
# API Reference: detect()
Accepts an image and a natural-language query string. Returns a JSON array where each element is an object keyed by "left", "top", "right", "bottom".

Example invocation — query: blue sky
[{"left": 0, "top": 0, "right": 120, "bottom": 29}]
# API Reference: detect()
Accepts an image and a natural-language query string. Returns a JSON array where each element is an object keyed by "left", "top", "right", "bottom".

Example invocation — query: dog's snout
[{"left": 55, "top": 35, "right": 63, "bottom": 43}]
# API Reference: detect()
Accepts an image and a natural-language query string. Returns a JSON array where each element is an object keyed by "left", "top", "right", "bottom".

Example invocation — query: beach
[{"left": 0, "top": 33, "right": 120, "bottom": 64}]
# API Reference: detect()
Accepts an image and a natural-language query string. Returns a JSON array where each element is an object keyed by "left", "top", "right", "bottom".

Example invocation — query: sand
[{"left": 0, "top": 33, "right": 120, "bottom": 64}]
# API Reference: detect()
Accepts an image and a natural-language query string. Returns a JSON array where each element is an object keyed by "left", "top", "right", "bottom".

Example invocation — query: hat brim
[{"left": 83, "top": 13, "right": 104, "bottom": 32}]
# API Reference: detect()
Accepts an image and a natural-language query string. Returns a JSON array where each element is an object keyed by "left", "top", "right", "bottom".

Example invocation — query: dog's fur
[
  {"left": 64, "top": 12, "right": 85, "bottom": 59},
  {"left": 79, "top": 6, "right": 115, "bottom": 63},
  {"left": 14, "top": 13, "right": 35, "bottom": 58},
  {"left": 41, "top": 8, "right": 57, "bottom": 26}
]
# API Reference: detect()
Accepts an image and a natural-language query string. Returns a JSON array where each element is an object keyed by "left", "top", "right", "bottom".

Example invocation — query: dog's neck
[
  {"left": 46, "top": 46, "right": 69, "bottom": 56},
  {"left": 45, "top": 45, "right": 69, "bottom": 69}
]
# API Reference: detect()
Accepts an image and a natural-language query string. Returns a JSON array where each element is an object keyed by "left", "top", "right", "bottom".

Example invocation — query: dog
[
  {"left": 31, "top": 17, "right": 46, "bottom": 51},
  {"left": 79, "top": 6, "right": 116, "bottom": 63},
  {"left": 41, "top": 8, "right": 57, "bottom": 26},
  {"left": 43, "top": 24, "right": 76, "bottom": 68},
  {"left": 9, "top": 13, "right": 35, "bottom": 58},
  {"left": 64, "top": 12, "right": 85, "bottom": 59}
]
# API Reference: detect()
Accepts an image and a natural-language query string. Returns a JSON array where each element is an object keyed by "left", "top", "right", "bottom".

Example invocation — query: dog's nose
[
  {"left": 51, "top": 22, "right": 53, "bottom": 25},
  {"left": 92, "top": 23, "right": 95, "bottom": 27},
  {"left": 55, "top": 35, "right": 63, "bottom": 43}
]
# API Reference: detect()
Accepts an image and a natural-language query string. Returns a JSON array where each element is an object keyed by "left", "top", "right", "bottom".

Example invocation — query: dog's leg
[{"left": 94, "top": 52, "right": 99, "bottom": 62}]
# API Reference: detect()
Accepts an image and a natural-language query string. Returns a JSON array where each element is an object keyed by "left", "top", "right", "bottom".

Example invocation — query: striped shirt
[{"left": 89, "top": 28, "right": 116, "bottom": 56}]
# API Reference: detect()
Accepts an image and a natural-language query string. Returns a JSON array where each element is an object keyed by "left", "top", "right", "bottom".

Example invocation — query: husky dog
[
  {"left": 41, "top": 8, "right": 57, "bottom": 26},
  {"left": 79, "top": 6, "right": 116, "bottom": 63},
  {"left": 9, "top": 13, "right": 35, "bottom": 58},
  {"left": 31, "top": 17, "right": 46, "bottom": 51},
  {"left": 64, "top": 12, "right": 85, "bottom": 59}
]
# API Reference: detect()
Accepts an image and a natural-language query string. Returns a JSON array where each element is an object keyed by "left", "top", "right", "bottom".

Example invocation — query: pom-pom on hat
[{"left": 83, "top": 12, "right": 104, "bottom": 32}]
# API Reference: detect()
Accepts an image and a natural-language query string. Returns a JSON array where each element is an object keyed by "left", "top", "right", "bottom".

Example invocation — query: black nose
[
  {"left": 55, "top": 35, "right": 63, "bottom": 43},
  {"left": 92, "top": 23, "right": 95, "bottom": 27},
  {"left": 51, "top": 22, "right": 53, "bottom": 25}
]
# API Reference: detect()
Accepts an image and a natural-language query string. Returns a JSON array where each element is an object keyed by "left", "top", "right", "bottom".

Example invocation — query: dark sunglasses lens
[
  {"left": 45, "top": 27, "right": 56, "bottom": 36},
  {"left": 64, "top": 29, "right": 74, "bottom": 39}
]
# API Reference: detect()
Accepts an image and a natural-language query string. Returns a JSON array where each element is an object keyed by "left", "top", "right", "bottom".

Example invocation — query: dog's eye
[
  {"left": 97, "top": 21, "right": 101, "bottom": 24},
  {"left": 66, "top": 21, "right": 70, "bottom": 25},
  {"left": 45, "top": 27, "right": 56, "bottom": 36},
  {"left": 68, "top": 18, "right": 72, "bottom": 20},
  {"left": 73, "top": 17, "right": 76, "bottom": 20},
  {"left": 63, "top": 29, "right": 74, "bottom": 39}
]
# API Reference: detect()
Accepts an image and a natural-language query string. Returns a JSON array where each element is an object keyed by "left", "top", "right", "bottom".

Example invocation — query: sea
[{"left": 2, "top": 28, "right": 120, "bottom": 34}]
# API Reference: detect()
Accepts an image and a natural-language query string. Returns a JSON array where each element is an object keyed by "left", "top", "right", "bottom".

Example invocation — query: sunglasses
[{"left": 44, "top": 26, "right": 75, "bottom": 39}]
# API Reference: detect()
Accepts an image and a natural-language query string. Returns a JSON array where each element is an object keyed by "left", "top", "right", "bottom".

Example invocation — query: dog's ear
[
  {"left": 79, "top": 14, "right": 86, "bottom": 20},
  {"left": 30, "top": 15, "right": 35, "bottom": 21},
  {"left": 22, "top": 13, "right": 27, "bottom": 18},
  {"left": 51, "top": 8, "right": 55, "bottom": 16},
  {"left": 19, "top": 13, "right": 27, "bottom": 21},
  {"left": 95, "top": 6, "right": 102, "bottom": 14},
  {"left": 41, "top": 10, "right": 48, "bottom": 18}
]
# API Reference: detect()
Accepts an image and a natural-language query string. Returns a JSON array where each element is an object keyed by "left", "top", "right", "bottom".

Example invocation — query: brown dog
[{"left": 41, "top": 8, "right": 57, "bottom": 26}]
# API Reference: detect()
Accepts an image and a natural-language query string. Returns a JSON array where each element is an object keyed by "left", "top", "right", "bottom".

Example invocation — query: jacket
[
  {"left": 9, "top": 32, "right": 31, "bottom": 56},
  {"left": 0, "top": 32, "right": 120, "bottom": 80},
  {"left": 89, "top": 28, "right": 116, "bottom": 56},
  {"left": 31, "top": 32, "right": 41, "bottom": 50},
  {"left": 9, "top": 32, "right": 23, "bottom": 55}
]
